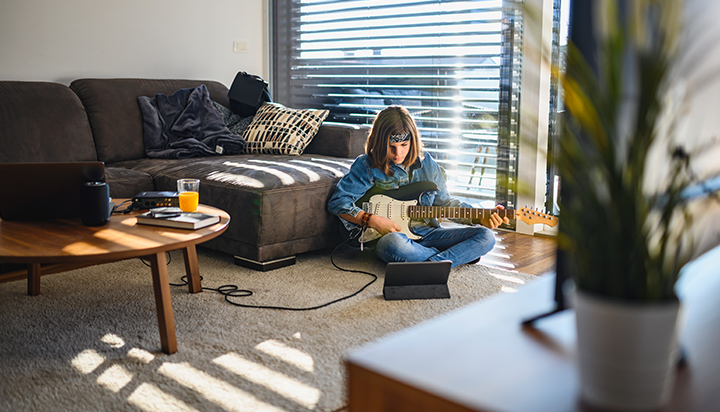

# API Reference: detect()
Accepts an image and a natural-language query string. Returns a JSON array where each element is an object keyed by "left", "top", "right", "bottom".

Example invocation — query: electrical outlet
[{"left": 233, "top": 41, "right": 249, "bottom": 53}]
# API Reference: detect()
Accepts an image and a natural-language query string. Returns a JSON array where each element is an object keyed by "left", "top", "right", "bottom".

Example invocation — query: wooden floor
[{"left": 479, "top": 229, "right": 557, "bottom": 276}]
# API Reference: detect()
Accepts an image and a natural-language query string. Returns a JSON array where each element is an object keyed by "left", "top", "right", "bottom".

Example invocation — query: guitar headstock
[{"left": 516, "top": 207, "right": 558, "bottom": 227}]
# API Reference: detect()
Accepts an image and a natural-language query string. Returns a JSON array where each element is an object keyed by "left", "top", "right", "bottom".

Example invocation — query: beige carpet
[{"left": 0, "top": 246, "right": 535, "bottom": 412}]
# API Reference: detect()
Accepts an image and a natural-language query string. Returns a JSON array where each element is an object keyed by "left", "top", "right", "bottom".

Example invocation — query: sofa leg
[{"left": 234, "top": 255, "right": 297, "bottom": 271}]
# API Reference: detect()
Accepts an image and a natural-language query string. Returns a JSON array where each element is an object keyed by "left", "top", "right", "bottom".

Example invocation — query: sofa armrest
[{"left": 304, "top": 122, "right": 369, "bottom": 158}]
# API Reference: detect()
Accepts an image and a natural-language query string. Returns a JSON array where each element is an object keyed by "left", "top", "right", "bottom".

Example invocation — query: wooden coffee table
[{"left": 0, "top": 202, "right": 230, "bottom": 354}]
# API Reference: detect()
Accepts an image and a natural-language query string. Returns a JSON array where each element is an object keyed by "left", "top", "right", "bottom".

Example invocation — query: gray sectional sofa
[{"left": 0, "top": 79, "right": 368, "bottom": 270}]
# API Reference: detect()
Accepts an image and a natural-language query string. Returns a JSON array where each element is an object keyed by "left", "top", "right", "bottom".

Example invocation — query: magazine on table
[{"left": 135, "top": 207, "right": 220, "bottom": 230}]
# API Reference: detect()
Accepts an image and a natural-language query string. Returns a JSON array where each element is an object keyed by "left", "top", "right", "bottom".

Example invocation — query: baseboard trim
[{"left": 234, "top": 255, "right": 297, "bottom": 271}]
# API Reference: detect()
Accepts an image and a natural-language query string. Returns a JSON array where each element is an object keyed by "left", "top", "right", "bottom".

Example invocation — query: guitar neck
[{"left": 407, "top": 206, "right": 515, "bottom": 220}]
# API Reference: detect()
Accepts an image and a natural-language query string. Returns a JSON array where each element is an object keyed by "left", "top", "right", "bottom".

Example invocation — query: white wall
[{"left": 0, "top": 0, "right": 267, "bottom": 87}]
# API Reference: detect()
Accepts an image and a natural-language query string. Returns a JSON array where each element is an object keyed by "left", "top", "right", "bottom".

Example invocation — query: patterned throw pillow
[{"left": 242, "top": 102, "right": 329, "bottom": 155}]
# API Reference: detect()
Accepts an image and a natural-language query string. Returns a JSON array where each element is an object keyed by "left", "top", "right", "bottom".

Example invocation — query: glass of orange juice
[{"left": 177, "top": 179, "right": 200, "bottom": 212}]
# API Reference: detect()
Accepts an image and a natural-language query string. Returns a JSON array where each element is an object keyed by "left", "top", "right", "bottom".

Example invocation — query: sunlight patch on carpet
[
  {"left": 128, "top": 382, "right": 200, "bottom": 412},
  {"left": 256, "top": 339, "right": 315, "bottom": 373},
  {"left": 128, "top": 348, "right": 156, "bottom": 364},
  {"left": 214, "top": 352, "right": 321, "bottom": 409},
  {"left": 71, "top": 349, "right": 105, "bottom": 374},
  {"left": 101, "top": 333, "right": 125, "bottom": 348},
  {"left": 159, "top": 362, "right": 285, "bottom": 412},
  {"left": 97, "top": 364, "right": 133, "bottom": 392},
  {"left": 501, "top": 285, "right": 518, "bottom": 293}
]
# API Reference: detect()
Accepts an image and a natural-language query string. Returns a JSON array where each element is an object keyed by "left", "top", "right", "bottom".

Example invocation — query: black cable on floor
[{"left": 168, "top": 231, "right": 378, "bottom": 311}]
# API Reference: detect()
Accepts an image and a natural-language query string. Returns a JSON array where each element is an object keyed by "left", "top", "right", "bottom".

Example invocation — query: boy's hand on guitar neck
[{"left": 477, "top": 205, "right": 510, "bottom": 230}]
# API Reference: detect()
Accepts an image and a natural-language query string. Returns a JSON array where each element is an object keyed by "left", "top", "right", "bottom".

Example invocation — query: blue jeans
[{"left": 374, "top": 224, "right": 496, "bottom": 268}]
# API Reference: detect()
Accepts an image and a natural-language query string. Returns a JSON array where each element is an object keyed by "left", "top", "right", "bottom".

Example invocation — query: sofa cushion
[
  {"left": 242, "top": 103, "right": 329, "bottom": 155},
  {"left": 104, "top": 167, "right": 154, "bottom": 199},
  {"left": 0, "top": 81, "right": 97, "bottom": 163},
  {"left": 304, "top": 122, "right": 369, "bottom": 159},
  {"left": 70, "top": 79, "right": 231, "bottom": 163}
]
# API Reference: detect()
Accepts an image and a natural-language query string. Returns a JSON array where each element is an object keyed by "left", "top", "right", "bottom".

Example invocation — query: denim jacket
[{"left": 327, "top": 153, "right": 473, "bottom": 231}]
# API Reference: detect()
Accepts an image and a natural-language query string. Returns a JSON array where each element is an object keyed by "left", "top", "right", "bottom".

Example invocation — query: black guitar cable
[{"left": 167, "top": 228, "right": 378, "bottom": 311}]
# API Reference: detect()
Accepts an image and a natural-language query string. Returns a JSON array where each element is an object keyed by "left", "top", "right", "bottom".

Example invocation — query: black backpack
[{"left": 227, "top": 71, "right": 273, "bottom": 117}]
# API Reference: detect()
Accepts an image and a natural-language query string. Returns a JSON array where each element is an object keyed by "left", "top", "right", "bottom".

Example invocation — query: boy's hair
[{"left": 365, "top": 106, "right": 423, "bottom": 175}]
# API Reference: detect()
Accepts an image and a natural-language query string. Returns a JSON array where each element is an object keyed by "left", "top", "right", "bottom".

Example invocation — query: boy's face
[{"left": 389, "top": 141, "right": 410, "bottom": 164}]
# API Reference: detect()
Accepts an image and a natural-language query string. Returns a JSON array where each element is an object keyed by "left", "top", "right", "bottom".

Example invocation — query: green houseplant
[
  {"left": 556, "top": 0, "right": 720, "bottom": 409},
  {"left": 560, "top": 0, "right": 690, "bottom": 302}
]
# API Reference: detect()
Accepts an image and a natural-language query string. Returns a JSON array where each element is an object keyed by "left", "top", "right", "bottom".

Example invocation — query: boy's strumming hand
[{"left": 370, "top": 214, "right": 402, "bottom": 236}]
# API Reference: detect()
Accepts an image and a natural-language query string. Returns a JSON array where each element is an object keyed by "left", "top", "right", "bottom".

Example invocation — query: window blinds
[{"left": 273, "top": 0, "right": 522, "bottom": 205}]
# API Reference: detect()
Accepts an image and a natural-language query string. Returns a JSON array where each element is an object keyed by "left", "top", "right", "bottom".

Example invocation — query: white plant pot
[{"left": 574, "top": 291, "right": 681, "bottom": 411}]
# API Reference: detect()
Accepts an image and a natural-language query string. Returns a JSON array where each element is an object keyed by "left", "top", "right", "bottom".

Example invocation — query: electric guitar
[{"left": 355, "top": 181, "right": 558, "bottom": 243}]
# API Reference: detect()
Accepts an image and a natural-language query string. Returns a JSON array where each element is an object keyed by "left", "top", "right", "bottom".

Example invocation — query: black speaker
[{"left": 81, "top": 182, "right": 111, "bottom": 226}]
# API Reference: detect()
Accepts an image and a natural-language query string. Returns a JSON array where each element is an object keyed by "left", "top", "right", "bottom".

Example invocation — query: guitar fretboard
[{"left": 407, "top": 206, "right": 516, "bottom": 220}]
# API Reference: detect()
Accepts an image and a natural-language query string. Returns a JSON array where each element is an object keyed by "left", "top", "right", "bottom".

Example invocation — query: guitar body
[
  {"left": 356, "top": 181, "right": 438, "bottom": 243},
  {"left": 362, "top": 194, "right": 422, "bottom": 242}
]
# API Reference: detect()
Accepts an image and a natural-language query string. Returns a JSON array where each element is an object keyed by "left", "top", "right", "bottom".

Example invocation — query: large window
[{"left": 272, "top": 0, "right": 523, "bottom": 209}]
